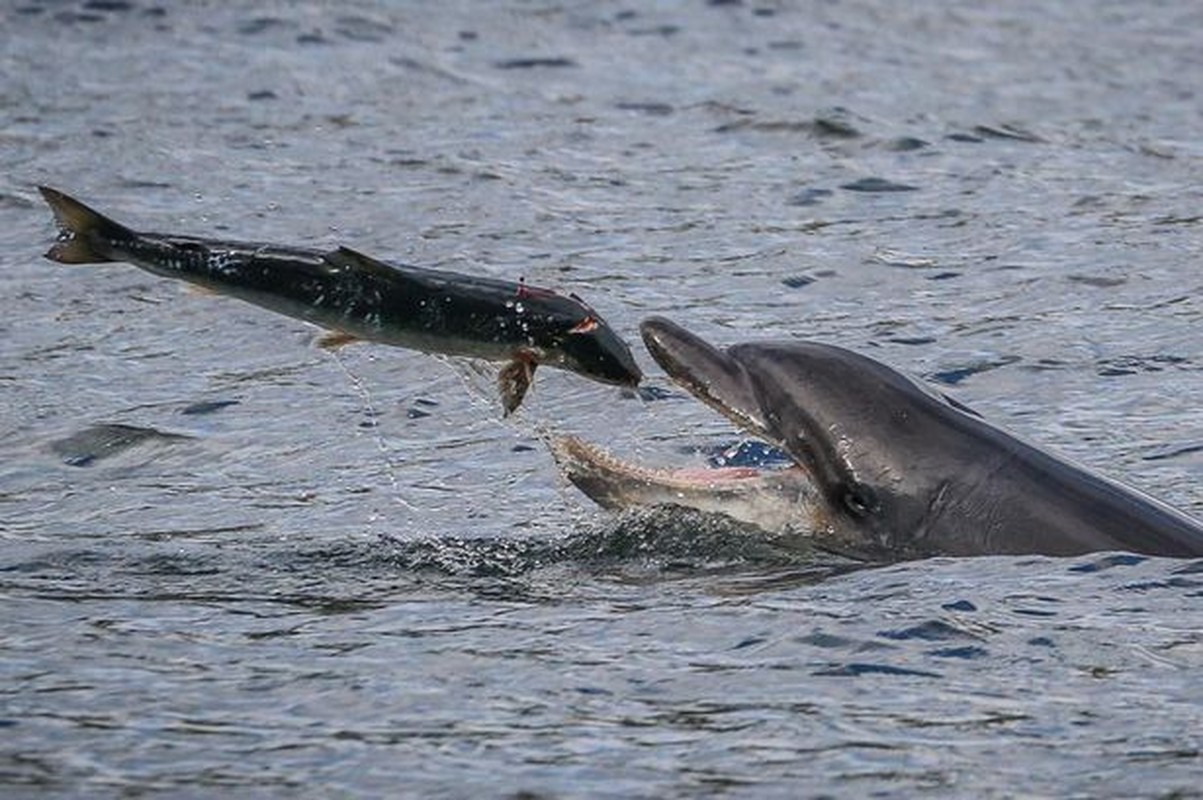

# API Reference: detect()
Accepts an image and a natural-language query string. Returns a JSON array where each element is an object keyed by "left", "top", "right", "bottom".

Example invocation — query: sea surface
[{"left": 3, "top": 1, "right": 1203, "bottom": 797}]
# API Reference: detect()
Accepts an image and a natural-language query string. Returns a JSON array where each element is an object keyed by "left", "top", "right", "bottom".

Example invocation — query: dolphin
[{"left": 551, "top": 316, "right": 1203, "bottom": 561}]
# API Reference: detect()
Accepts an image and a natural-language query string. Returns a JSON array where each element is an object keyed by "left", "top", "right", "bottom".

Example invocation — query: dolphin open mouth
[
  {"left": 548, "top": 317, "right": 829, "bottom": 538},
  {"left": 547, "top": 433, "right": 824, "bottom": 536}
]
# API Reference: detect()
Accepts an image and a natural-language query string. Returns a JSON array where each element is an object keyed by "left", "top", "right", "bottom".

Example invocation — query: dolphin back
[{"left": 945, "top": 425, "right": 1203, "bottom": 558}]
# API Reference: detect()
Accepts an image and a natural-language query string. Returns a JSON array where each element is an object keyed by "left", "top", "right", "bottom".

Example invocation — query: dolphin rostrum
[{"left": 552, "top": 317, "right": 1203, "bottom": 561}]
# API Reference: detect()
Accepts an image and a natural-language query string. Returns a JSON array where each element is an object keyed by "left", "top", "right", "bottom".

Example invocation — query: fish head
[{"left": 544, "top": 294, "right": 643, "bottom": 387}]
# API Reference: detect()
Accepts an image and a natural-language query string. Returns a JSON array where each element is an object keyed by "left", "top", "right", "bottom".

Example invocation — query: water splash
[{"left": 324, "top": 348, "right": 416, "bottom": 519}]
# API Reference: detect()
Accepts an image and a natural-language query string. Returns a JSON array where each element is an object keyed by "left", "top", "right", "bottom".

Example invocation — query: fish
[{"left": 38, "top": 186, "right": 642, "bottom": 414}]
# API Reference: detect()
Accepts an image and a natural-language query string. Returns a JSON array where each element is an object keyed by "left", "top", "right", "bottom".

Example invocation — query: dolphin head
[
  {"left": 553, "top": 317, "right": 1203, "bottom": 561},
  {"left": 720, "top": 343, "right": 977, "bottom": 558},
  {"left": 642, "top": 317, "right": 946, "bottom": 557},
  {"left": 626, "top": 317, "right": 994, "bottom": 559}
]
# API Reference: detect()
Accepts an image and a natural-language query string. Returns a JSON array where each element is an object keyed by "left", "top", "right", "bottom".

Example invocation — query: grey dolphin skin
[
  {"left": 553, "top": 316, "right": 1203, "bottom": 561},
  {"left": 39, "top": 187, "right": 641, "bottom": 414}
]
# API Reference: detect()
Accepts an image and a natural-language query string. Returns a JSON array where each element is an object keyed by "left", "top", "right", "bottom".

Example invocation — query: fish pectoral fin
[
  {"left": 317, "top": 330, "right": 363, "bottom": 350},
  {"left": 498, "top": 355, "right": 538, "bottom": 417},
  {"left": 324, "top": 246, "right": 402, "bottom": 279}
]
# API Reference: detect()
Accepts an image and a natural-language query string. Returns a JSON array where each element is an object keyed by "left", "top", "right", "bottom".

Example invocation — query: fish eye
[{"left": 842, "top": 484, "right": 878, "bottom": 518}]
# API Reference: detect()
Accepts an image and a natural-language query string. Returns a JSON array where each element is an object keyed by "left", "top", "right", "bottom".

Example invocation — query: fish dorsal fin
[{"left": 324, "top": 246, "right": 401, "bottom": 279}]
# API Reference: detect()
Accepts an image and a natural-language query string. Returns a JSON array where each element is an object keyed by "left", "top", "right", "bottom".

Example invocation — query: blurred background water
[{"left": 2, "top": 1, "right": 1203, "bottom": 797}]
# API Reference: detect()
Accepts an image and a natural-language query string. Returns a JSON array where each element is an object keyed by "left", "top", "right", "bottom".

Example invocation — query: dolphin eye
[{"left": 842, "top": 484, "right": 878, "bottom": 518}]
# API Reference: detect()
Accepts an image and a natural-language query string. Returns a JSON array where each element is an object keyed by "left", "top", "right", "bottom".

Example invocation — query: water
[{"left": 3, "top": 1, "right": 1203, "bottom": 796}]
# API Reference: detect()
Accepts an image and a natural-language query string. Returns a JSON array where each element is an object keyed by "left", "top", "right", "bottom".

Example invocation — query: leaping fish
[{"left": 38, "top": 187, "right": 641, "bottom": 414}]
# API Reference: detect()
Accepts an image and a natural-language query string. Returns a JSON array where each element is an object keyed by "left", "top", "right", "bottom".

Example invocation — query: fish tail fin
[{"left": 38, "top": 186, "right": 136, "bottom": 264}]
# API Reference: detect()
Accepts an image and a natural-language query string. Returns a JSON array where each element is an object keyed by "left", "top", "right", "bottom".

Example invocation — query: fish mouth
[
  {"left": 565, "top": 324, "right": 644, "bottom": 388},
  {"left": 547, "top": 316, "right": 828, "bottom": 538}
]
